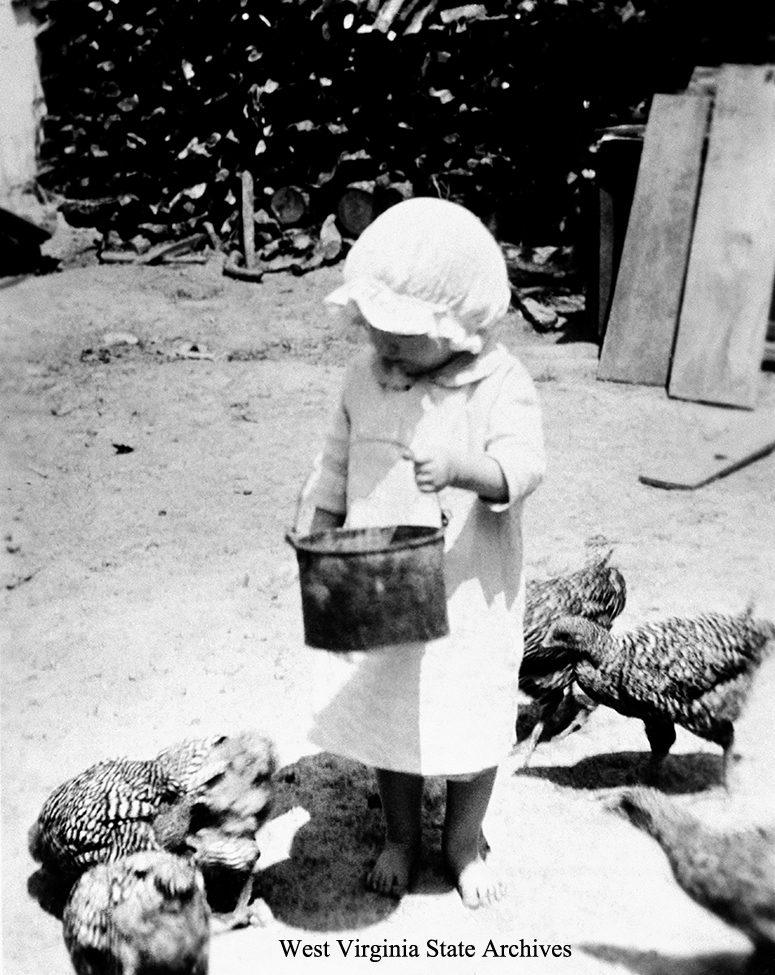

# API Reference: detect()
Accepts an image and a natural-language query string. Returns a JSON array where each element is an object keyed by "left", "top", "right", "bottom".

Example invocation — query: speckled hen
[
  {"left": 29, "top": 731, "right": 278, "bottom": 929},
  {"left": 63, "top": 850, "right": 210, "bottom": 975},
  {"left": 542, "top": 610, "right": 775, "bottom": 780},
  {"left": 165, "top": 731, "right": 278, "bottom": 928},
  {"left": 515, "top": 553, "right": 627, "bottom": 766},
  {"left": 28, "top": 758, "right": 193, "bottom": 877}
]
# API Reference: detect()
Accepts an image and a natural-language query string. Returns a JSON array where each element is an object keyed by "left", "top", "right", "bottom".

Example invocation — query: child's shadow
[{"left": 259, "top": 753, "right": 452, "bottom": 931}]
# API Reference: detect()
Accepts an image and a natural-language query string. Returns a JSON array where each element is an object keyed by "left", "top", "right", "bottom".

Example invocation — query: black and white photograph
[{"left": 3, "top": 1, "right": 775, "bottom": 972}]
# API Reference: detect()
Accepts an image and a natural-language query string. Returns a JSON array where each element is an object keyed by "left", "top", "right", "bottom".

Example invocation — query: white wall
[{"left": 0, "top": 0, "right": 46, "bottom": 200}]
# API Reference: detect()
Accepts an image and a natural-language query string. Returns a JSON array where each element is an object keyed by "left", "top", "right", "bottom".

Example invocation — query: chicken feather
[
  {"left": 29, "top": 732, "right": 278, "bottom": 930},
  {"left": 63, "top": 851, "right": 210, "bottom": 975},
  {"left": 614, "top": 788, "right": 775, "bottom": 974},
  {"left": 514, "top": 552, "right": 627, "bottom": 766},
  {"left": 543, "top": 610, "right": 775, "bottom": 780}
]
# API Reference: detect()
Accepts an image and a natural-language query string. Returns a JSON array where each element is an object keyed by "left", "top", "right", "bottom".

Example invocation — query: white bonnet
[{"left": 325, "top": 197, "right": 511, "bottom": 355}]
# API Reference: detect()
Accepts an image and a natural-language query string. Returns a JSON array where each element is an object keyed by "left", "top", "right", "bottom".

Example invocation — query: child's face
[{"left": 365, "top": 323, "right": 457, "bottom": 376}]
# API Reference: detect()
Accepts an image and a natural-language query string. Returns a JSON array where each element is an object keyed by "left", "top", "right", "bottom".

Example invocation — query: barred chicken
[
  {"left": 165, "top": 731, "right": 277, "bottom": 927},
  {"left": 613, "top": 788, "right": 775, "bottom": 975},
  {"left": 28, "top": 758, "right": 192, "bottom": 877},
  {"left": 542, "top": 609, "right": 775, "bottom": 782},
  {"left": 29, "top": 732, "right": 278, "bottom": 929},
  {"left": 63, "top": 851, "right": 210, "bottom": 975},
  {"left": 514, "top": 553, "right": 627, "bottom": 766}
]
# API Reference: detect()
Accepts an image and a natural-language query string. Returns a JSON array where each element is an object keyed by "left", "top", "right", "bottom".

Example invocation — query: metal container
[{"left": 286, "top": 524, "right": 448, "bottom": 651}]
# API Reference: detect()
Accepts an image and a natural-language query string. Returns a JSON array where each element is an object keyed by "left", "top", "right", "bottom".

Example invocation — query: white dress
[{"left": 306, "top": 342, "right": 545, "bottom": 778}]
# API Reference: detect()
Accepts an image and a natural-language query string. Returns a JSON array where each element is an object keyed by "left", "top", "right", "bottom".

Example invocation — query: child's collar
[{"left": 371, "top": 341, "right": 508, "bottom": 390}]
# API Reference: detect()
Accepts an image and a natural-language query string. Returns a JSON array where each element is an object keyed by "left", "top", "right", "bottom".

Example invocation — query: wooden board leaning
[
  {"left": 598, "top": 93, "right": 710, "bottom": 386},
  {"left": 668, "top": 65, "right": 775, "bottom": 409}
]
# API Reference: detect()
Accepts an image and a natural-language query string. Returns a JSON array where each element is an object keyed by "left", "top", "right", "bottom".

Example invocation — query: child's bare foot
[
  {"left": 366, "top": 841, "right": 418, "bottom": 898},
  {"left": 442, "top": 767, "right": 502, "bottom": 908},
  {"left": 444, "top": 848, "right": 507, "bottom": 909}
]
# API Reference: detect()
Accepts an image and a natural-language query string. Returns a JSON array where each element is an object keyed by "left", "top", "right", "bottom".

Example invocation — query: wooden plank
[
  {"left": 598, "top": 94, "right": 710, "bottom": 385},
  {"left": 240, "top": 170, "right": 256, "bottom": 270},
  {"left": 639, "top": 411, "right": 775, "bottom": 489},
  {"left": 133, "top": 232, "right": 206, "bottom": 266},
  {"left": 668, "top": 64, "right": 775, "bottom": 409}
]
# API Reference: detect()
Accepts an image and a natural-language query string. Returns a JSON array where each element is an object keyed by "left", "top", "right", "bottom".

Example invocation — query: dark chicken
[
  {"left": 63, "top": 850, "right": 210, "bottom": 975},
  {"left": 542, "top": 610, "right": 775, "bottom": 781},
  {"left": 29, "top": 732, "right": 278, "bottom": 929},
  {"left": 515, "top": 553, "right": 627, "bottom": 766}
]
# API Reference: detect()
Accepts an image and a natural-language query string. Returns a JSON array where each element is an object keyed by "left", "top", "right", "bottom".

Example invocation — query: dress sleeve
[
  {"left": 482, "top": 359, "right": 546, "bottom": 510},
  {"left": 308, "top": 385, "right": 350, "bottom": 516}
]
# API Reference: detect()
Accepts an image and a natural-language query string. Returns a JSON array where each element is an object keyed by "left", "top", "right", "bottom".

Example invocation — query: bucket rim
[{"left": 285, "top": 523, "right": 445, "bottom": 556}]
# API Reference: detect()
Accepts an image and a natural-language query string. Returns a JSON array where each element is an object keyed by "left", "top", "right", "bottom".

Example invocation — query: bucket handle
[
  {"left": 290, "top": 438, "right": 450, "bottom": 539},
  {"left": 365, "top": 439, "right": 450, "bottom": 528}
]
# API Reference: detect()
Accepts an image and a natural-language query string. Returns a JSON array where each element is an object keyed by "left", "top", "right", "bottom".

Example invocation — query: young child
[{"left": 306, "top": 197, "right": 545, "bottom": 909}]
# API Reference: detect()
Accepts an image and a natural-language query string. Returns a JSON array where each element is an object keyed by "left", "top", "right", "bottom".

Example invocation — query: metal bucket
[{"left": 286, "top": 524, "right": 449, "bottom": 651}]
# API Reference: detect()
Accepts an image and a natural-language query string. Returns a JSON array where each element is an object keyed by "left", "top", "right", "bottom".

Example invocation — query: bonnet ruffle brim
[{"left": 325, "top": 197, "right": 510, "bottom": 356}]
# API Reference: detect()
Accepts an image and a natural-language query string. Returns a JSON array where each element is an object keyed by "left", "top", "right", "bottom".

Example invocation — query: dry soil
[{"left": 2, "top": 256, "right": 774, "bottom": 975}]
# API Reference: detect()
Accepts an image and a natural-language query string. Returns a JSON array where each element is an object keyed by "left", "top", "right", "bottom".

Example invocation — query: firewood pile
[
  {"left": 28, "top": 0, "right": 685, "bottom": 280},
  {"left": 220, "top": 154, "right": 415, "bottom": 280}
]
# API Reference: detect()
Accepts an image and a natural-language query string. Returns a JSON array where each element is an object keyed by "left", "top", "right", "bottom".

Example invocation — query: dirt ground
[{"left": 2, "top": 251, "right": 774, "bottom": 975}]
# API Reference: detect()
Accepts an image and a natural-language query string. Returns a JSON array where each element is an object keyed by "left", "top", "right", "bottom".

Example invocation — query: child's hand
[
  {"left": 404, "top": 443, "right": 509, "bottom": 502},
  {"left": 407, "top": 445, "right": 461, "bottom": 493}
]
